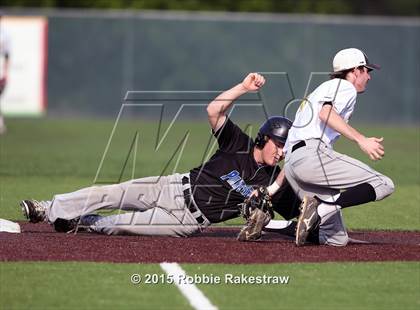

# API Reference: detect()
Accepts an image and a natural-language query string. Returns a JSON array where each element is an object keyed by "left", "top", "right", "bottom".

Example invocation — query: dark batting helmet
[{"left": 255, "top": 116, "right": 293, "bottom": 148}]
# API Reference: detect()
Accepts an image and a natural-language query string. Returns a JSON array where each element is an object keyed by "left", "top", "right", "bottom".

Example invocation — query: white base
[
  {"left": 0, "top": 219, "right": 21, "bottom": 233},
  {"left": 265, "top": 220, "right": 293, "bottom": 230}
]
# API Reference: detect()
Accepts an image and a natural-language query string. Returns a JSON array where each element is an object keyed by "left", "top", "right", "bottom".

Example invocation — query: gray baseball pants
[
  {"left": 46, "top": 173, "right": 208, "bottom": 237},
  {"left": 285, "top": 138, "right": 394, "bottom": 246}
]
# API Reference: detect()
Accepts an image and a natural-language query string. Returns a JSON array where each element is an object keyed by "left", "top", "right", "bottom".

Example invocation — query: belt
[
  {"left": 182, "top": 176, "right": 209, "bottom": 225},
  {"left": 291, "top": 140, "right": 306, "bottom": 153}
]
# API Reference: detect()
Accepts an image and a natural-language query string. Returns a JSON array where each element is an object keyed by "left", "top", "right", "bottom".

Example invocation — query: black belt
[
  {"left": 291, "top": 140, "right": 306, "bottom": 153},
  {"left": 182, "top": 176, "right": 207, "bottom": 225}
]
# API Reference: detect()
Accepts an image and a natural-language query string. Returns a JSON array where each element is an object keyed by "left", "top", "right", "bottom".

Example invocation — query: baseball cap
[{"left": 332, "top": 48, "right": 380, "bottom": 73}]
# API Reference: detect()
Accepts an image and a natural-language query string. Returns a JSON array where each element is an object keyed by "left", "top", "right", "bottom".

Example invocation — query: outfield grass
[
  {"left": 186, "top": 262, "right": 420, "bottom": 310},
  {"left": 1, "top": 118, "right": 419, "bottom": 230},
  {"left": 0, "top": 262, "right": 191, "bottom": 310},
  {"left": 1, "top": 261, "right": 419, "bottom": 309}
]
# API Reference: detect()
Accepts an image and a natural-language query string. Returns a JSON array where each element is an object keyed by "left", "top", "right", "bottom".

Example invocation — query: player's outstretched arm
[
  {"left": 266, "top": 169, "right": 285, "bottom": 196},
  {"left": 207, "top": 73, "right": 265, "bottom": 132},
  {"left": 248, "top": 169, "right": 286, "bottom": 199},
  {"left": 319, "top": 104, "right": 384, "bottom": 161}
]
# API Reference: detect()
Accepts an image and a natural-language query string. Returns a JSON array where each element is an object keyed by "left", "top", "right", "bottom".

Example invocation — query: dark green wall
[{"left": 46, "top": 12, "right": 419, "bottom": 123}]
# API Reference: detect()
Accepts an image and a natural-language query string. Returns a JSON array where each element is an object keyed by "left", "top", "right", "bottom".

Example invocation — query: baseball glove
[{"left": 237, "top": 186, "right": 274, "bottom": 241}]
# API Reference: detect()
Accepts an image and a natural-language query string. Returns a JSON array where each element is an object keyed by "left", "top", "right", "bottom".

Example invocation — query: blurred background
[{"left": 0, "top": 0, "right": 419, "bottom": 123}]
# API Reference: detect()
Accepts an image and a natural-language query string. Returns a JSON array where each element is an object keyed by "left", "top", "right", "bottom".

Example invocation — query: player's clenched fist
[{"left": 241, "top": 73, "right": 265, "bottom": 91}]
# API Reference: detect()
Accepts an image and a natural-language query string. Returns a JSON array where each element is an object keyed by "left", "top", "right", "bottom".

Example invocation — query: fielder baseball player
[
  {"left": 272, "top": 48, "right": 394, "bottom": 246},
  {"left": 20, "top": 73, "right": 302, "bottom": 239}
]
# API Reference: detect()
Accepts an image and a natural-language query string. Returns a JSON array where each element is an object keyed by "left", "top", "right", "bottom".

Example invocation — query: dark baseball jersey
[{"left": 189, "top": 118, "right": 300, "bottom": 223}]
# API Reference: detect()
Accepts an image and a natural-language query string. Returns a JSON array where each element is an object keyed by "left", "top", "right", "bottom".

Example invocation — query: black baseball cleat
[
  {"left": 20, "top": 200, "right": 48, "bottom": 223},
  {"left": 295, "top": 196, "right": 321, "bottom": 246},
  {"left": 53, "top": 214, "right": 100, "bottom": 233},
  {"left": 53, "top": 218, "right": 79, "bottom": 233}
]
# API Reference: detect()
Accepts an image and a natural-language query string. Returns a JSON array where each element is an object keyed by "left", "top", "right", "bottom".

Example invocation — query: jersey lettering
[{"left": 220, "top": 170, "right": 253, "bottom": 198}]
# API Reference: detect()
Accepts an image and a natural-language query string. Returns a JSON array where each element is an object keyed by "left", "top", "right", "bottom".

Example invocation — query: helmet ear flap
[
  {"left": 255, "top": 133, "right": 268, "bottom": 148},
  {"left": 257, "top": 116, "right": 292, "bottom": 149}
]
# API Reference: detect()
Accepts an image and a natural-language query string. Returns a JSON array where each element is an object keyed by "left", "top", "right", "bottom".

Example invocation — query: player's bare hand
[
  {"left": 241, "top": 73, "right": 265, "bottom": 91},
  {"left": 358, "top": 136, "right": 385, "bottom": 161}
]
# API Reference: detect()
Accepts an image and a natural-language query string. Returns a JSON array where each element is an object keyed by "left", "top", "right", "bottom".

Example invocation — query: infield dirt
[{"left": 1, "top": 223, "right": 419, "bottom": 264}]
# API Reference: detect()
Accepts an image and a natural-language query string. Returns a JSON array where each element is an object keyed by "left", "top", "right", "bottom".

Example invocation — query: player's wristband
[{"left": 267, "top": 182, "right": 280, "bottom": 196}]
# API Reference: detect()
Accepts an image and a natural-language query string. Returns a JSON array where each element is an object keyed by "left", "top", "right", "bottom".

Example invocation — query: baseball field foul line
[{"left": 160, "top": 262, "right": 218, "bottom": 310}]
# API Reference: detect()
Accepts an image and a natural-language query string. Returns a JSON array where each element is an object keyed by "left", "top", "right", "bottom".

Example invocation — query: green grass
[
  {"left": 0, "top": 262, "right": 192, "bottom": 310},
  {"left": 185, "top": 262, "right": 420, "bottom": 310},
  {"left": 1, "top": 261, "right": 419, "bottom": 309},
  {"left": 1, "top": 118, "right": 418, "bottom": 229}
]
